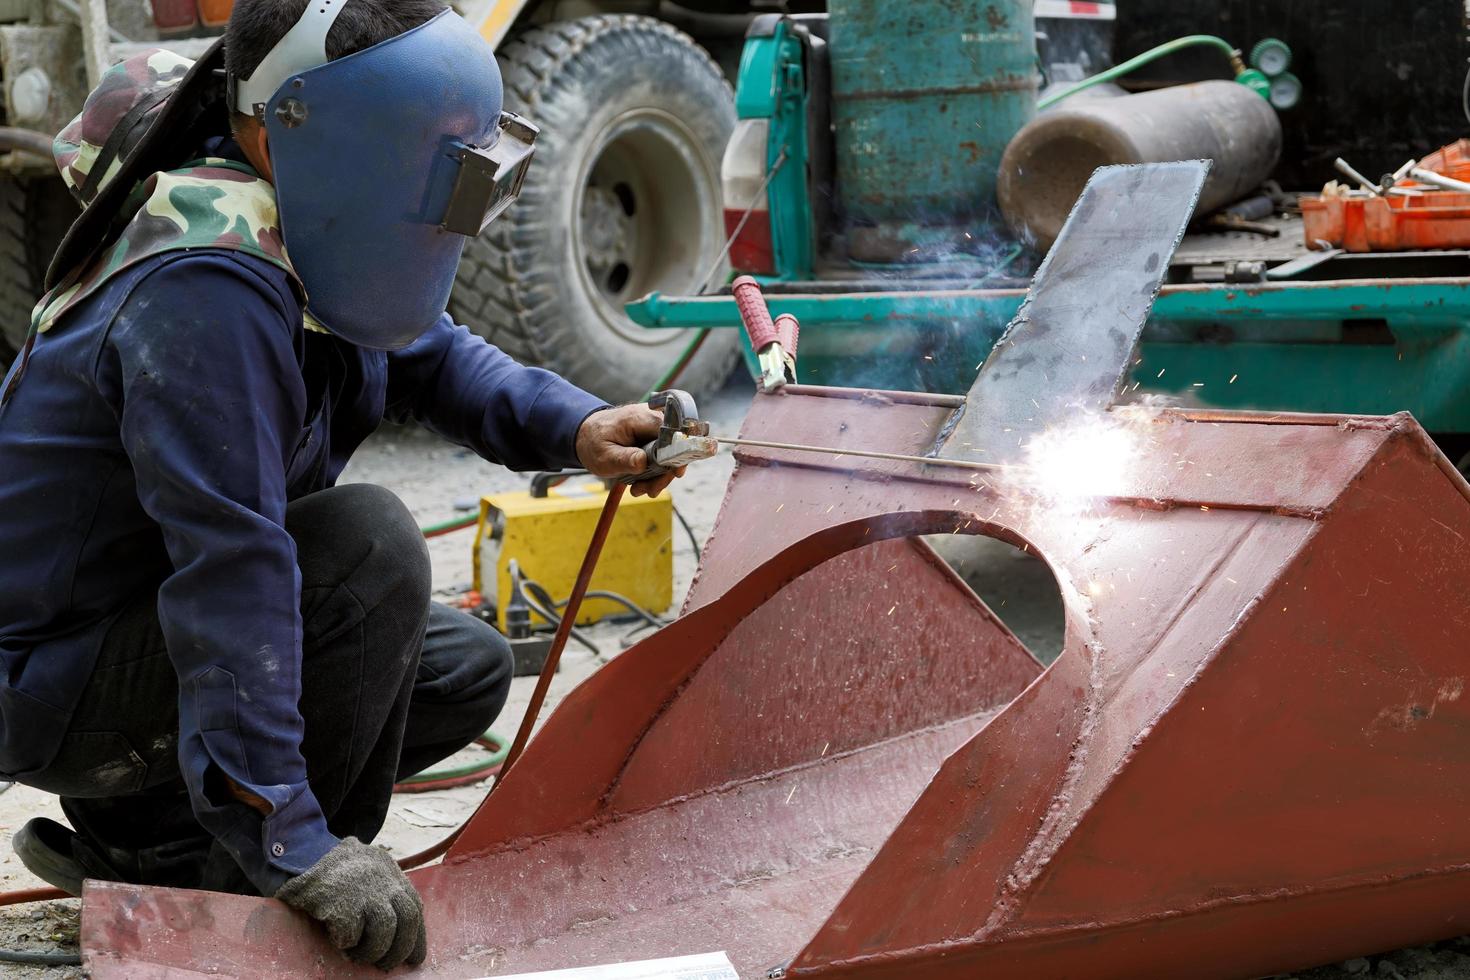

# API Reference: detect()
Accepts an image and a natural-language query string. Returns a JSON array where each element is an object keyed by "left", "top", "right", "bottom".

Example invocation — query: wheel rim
[{"left": 573, "top": 108, "right": 723, "bottom": 347}]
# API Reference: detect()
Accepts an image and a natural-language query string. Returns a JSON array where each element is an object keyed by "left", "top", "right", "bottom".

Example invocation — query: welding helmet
[{"left": 228, "top": 4, "right": 536, "bottom": 349}]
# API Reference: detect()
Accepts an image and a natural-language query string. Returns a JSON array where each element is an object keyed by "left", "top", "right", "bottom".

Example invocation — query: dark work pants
[{"left": 18, "top": 484, "right": 513, "bottom": 894}]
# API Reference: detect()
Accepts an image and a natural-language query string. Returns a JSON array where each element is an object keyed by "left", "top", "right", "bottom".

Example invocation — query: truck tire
[
  {"left": 450, "top": 16, "right": 740, "bottom": 403},
  {"left": 0, "top": 176, "right": 73, "bottom": 366}
]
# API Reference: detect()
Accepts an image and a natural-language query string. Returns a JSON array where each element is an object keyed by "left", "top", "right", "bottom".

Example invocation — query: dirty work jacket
[{"left": 0, "top": 247, "right": 606, "bottom": 892}]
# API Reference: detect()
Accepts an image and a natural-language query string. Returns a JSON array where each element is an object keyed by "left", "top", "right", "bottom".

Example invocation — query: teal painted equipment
[
  {"left": 629, "top": 9, "right": 1470, "bottom": 436},
  {"left": 734, "top": 17, "right": 816, "bottom": 280},
  {"left": 631, "top": 278, "right": 1470, "bottom": 432},
  {"left": 827, "top": 0, "right": 1037, "bottom": 260}
]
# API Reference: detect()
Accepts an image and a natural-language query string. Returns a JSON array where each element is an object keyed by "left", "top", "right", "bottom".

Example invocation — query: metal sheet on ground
[{"left": 487, "top": 952, "right": 737, "bottom": 980}]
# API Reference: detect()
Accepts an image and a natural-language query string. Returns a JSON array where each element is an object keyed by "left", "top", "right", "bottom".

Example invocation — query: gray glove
[{"left": 275, "top": 837, "right": 427, "bottom": 970}]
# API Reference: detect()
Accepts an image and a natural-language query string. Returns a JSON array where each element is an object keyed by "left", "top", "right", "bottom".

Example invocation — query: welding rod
[
  {"left": 1410, "top": 167, "right": 1470, "bottom": 194},
  {"left": 1334, "top": 157, "right": 1383, "bottom": 195},
  {"left": 716, "top": 436, "right": 1017, "bottom": 474}
]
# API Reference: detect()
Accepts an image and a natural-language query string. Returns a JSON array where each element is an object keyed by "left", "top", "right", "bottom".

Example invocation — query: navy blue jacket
[{"left": 0, "top": 247, "right": 605, "bottom": 891}]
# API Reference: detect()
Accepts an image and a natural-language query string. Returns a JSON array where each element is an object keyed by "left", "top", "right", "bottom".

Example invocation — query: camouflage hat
[
  {"left": 34, "top": 158, "right": 305, "bottom": 334},
  {"left": 52, "top": 49, "right": 194, "bottom": 207}
]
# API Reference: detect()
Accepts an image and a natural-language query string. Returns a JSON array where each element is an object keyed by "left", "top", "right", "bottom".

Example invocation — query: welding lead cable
[{"left": 398, "top": 484, "right": 628, "bottom": 871}]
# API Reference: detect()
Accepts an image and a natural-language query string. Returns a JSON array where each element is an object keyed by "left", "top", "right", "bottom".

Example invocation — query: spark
[
  {"left": 1191, "top": 382, "right": 1204, "bottom": 388},
  {"left": 887, "top": 604, "right": 896, "bottom": 616},
  {"left": 1021, "top": 410, "right": 1143, "bottom": 510},
  {"left": 785, "top": 784, "right": 798, "bottom": 804},
  {"left": 776, "top": 503, "right": 784, "bottom": 513},
  {"left": 1157, "top": 368, "right": 1166, "bottom": 378},
  {"left": 1229, "top": 374, "right": 1238, "bottom": 384}
]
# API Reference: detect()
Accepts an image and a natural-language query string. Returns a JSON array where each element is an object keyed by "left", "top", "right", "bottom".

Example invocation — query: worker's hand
[
  {"left": 275, "top": 837, "right": 427, "bottom": 971},
  {"left": 575, "top": 405, "right": 687, "bottom": 498}
]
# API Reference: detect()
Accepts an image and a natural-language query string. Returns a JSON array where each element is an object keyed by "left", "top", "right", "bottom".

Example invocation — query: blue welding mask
[{"left": 228, "top": 6, "right": 535, "bottom": 349}]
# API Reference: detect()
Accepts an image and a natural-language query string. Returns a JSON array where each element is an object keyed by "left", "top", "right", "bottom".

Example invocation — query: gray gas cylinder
[{"left": 998, "top": 80, "right": 1282, "bottom": 251}]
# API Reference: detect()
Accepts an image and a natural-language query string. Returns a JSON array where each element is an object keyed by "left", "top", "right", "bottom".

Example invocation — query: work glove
[
  {"left": 275, "top": 837, "right": 427, "bottom": 970},
  {"left": 576, "top": 404, "right": 687, "bottom": 498}
]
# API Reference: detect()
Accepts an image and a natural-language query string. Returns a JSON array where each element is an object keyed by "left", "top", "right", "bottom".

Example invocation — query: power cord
[{"left": 673, "top": 502, "right": 702, "bottom": 562}]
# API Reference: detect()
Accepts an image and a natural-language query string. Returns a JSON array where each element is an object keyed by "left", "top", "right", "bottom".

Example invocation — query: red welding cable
[
  {"left": 498, "top": 483, "right": 626, "bottom": 780},
  {"left": 397, "top": 485, "right": 628, "bottom": 871},
  {"left": 0, "top": 886, "right": 67, "bottom": 907}
]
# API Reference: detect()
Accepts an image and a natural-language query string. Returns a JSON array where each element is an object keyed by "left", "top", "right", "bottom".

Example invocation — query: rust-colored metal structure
[{"left": 79, "top": 163, "right": 1470, "bottom": 977}]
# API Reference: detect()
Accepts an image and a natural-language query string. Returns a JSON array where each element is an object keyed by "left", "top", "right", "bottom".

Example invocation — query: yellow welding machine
[{"left": 472, "top": 478, "right": 673, "bottom": 632}]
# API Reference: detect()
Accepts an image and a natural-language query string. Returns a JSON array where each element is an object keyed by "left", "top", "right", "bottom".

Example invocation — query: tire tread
[{"left": 450, "top": 15, "right": 739, "bottom": 401}]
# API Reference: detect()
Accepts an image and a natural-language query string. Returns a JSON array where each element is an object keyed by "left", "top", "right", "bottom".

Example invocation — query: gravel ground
[{"left": 0, "top": 371, "right": 1462, "bottom": 978}]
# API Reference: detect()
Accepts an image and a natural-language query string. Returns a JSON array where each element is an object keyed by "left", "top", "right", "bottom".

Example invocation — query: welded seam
[
  {"left": 1100, "top": 513, "right": 1264, "bottom": 704},
  {"left": 975, "top": 513, "right": 1266, "bottom": 940},
  {"left": 976, "top": 634, "right": 1105, "bottom": 940},
  {"left": 731, "top": 452, "right": 1328, "bottom": 519},
  {"left": 795, "top": 860, "right": 1470, "bottom": 976}
]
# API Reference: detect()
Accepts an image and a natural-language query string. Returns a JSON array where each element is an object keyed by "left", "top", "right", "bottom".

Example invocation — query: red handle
[
  {"left": 732, "top": 275, "right": 779, "bottom": 350},
  {"left": 775, "top": 313, "right": 799, "bottom": 357}
]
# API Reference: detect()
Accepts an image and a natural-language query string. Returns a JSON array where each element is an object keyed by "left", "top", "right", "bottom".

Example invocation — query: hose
[
  {"left": 647, "top": 329, "right": 710, "bottom": 397},
  {"left": 0, "top": 948, "right": 81, "bottom": 966},
  {"left": 0, "top": 890, "right": 79, "bottom": 966},
  {"left": 1037, "top": 35, "right": 1241, "bottom": 110},
  {"left": 421, "top": 512, "right": 478, "bottom": 538},
  {"left": 0, "top": 886, "right": 66, "bottom": 907},
  {"left": 392, "top": 733, "right": 508, "bottom": 794}
]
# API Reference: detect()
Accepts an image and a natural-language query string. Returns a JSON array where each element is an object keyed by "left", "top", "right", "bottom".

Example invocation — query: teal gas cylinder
[{"left": 828, "top": 0, "right": 1038, "bottom": 261}]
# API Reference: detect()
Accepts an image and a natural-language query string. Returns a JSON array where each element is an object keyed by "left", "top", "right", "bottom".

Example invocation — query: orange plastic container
[
  {"left": 1302, "top": 194, "right": 1367, "bottom": 251},
  {"left": 198, "top": 0, "right": 233, "bottom": 28},
  {"left": 1302, "top": 190, "right": 1470, "bottom": 252},
  {"left": 1416, "top": 139, "right": 1470, "bottom": 184}
]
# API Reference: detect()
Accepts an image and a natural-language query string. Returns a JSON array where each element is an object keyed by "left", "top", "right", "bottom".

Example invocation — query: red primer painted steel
[{"left": 81, "top": 386, "right": 1470, "bottom": 978}]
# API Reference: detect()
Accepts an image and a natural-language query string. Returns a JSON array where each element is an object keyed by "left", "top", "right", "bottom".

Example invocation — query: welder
[{"left": 0, "top": 0, "right": 682, "bottom": 969}]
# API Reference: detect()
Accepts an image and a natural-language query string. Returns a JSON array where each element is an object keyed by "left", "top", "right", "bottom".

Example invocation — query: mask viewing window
[{"left": 443, "top": 110, "right": 538, "bottom": 236}]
